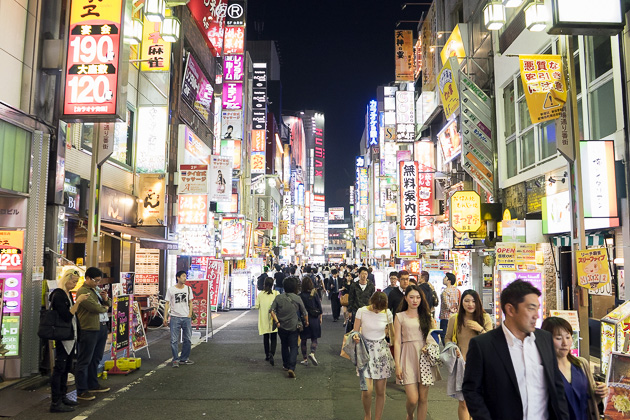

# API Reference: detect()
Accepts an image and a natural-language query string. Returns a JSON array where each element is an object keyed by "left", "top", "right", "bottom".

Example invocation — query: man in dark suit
[
  {"left": 462, "top": 280, "right": 569, "bottom": 420},
  {"left": 327, "top": 268, "right": 342, "bottom": 321},
  {"left": 387, "top": 270, "right": 410, "bottom": 317}
]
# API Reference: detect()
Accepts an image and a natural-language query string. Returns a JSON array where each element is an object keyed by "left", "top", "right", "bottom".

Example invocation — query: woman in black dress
[{"left": 299, "top": 277, "right": 323, "bottom": 366}]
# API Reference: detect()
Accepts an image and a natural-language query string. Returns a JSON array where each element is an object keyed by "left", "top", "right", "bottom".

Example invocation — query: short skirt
[{"left": 362, "top": 338, "right": 395, "bottom": 380}]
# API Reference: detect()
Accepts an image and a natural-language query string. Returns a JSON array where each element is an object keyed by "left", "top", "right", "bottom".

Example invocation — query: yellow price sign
[{"left": 576, "top": 248, "right": 610, "bottom": 290}]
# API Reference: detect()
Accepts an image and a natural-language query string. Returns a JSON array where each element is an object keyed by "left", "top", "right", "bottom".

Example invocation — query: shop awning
[
  {"left": 101, "top": 222, "right": 178, "bottom": 250},
  {"left": 551, "top": 232, "right": 606, "bottom": 247}
]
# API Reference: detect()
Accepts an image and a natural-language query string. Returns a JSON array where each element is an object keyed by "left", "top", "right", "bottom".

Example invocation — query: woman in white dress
[{"left": 254, "top": 277, "right": 279, "bottom": 365}]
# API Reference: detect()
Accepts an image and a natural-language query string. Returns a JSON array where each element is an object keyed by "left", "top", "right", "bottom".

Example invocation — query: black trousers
[
  {"left": 263, "top": 332, "right": 277, "bottom": 357},
  {"left": 330, "top": 295, "right": 341, "bottom": 320},
  {"left": 51, "top": 341, "right": 74, "bottom": 404}
]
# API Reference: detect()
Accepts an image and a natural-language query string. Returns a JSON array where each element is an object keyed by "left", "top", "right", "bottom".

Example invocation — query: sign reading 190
[{"left": 64, "top": 19, "right": 120, "bottom": 116}]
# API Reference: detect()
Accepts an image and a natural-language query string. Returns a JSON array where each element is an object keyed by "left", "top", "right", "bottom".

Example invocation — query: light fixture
[
  {"left": 503, "top": 0, "right": 523, "bottom": 7},
  {"left": 484, "top": 1, "right": 506, "bottom": 30},
  {"left": 145, "top": 0, "right": 166, "bottom": 23},
  {"left": 165, "top": 0, "right": 190, "bottom": 5},
  {"left": 160, "top": 16, "right": 181, "bottom": 43},
  {"left": 129, "top": 19, "right": 143, "bottom": 45},
  {"left": 525, "top": 1, "right": 547, "bottom": 32}
]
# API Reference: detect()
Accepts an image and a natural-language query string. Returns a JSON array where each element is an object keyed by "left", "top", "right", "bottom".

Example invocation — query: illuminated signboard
[
  {"left": 374, "top": 222, "right": 390, "bottom": 249},
  {"left": 313, "top": 113, "right": 325, "bottom": 195},
  {"left": 209, "top": 155, "right": 233, "bottom": 203},
  {"left": 399, "top": 161, "right": 420, "bottom": 230},
  {"left": 187, "top": 0, "right": 228, "bottom": 57},
  {"left": 1, "top": 273, "right": 22, "bottom": 314},
  {"left": 63, "top": 0, "right": 126, "bottom": 118},
  {"left": 224, "top": 55, "right": 244, "bottom": 82},
  {"left": 450, "top": 191, "right": 481, "bottom": 232},
  {"left": 178, "top": 195, "right": 208, "bottom": 225},
  {"left": 396, "top": 90, "right": 415, "bottom": 142},
  {"left": 437, "top": 118, "right": 462, "bottom": 163},
  {"left": 398, "top": 229, "right": 418, "bottom": 258},
  {"left": 140, "top": 16, "right": 171, "bottom": 72},
  {"left": 182, "top": 53, "right": 214, "bottom": 122},
  {"left": 581, "top": 141, "right": 617, "bottom": 218},
  {"left": 395, "top": 30, "right": 414, "bottom": 82},
  {"left": 0, "top": 231, "right": 24, "bottom": 271},
  {"left": 136, "top": 106, "right": 168, "bottom": 173},
  {"left": 368, "top": 100, "right": 378, "bottom": 147},
  {"left": 223, "top": 26, "right": 245, "bottom": 55},
  {"left": 415, "top": 141, "right": 434, "bottom": 241},
  {"left": 221, "top": 216, "right": 245, "bottom": 259},
  {"left": 328, "top": 207, "right": 345, "bottom": 221},
  {"left": 220, "top": 139, "right": 241, "bottom": 170},
  {"left": 181, "top": 125, "right": 211, "bottom": 166},
  {"left": 252, "top": 64, "right": 267, "bottom": 131},
  {"left": 178, "top": 164, "right": 208, "bottom": 195},
  {"left": 221, "top": 110, "right": 243, "bottom": 140},
  {"left": 222, "top": 82, "right": 243, "bottom": 110}
]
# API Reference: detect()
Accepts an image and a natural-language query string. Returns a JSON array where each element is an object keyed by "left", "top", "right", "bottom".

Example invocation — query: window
[
  {"left": 589, "top": 79, "right": 616, "bottom": 139},
  {"left": 0, "top": 121, "right": 31, "bottom": 193},
  {"left": 587, "top": 36, "right": 613, "bottom": 82},
  {"left": 503, "top": 82, "right": 515, "bottom": 137}
]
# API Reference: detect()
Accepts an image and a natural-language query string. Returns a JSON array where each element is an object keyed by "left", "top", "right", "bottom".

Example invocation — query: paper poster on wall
[
  {"left": 576, "top": 248, "right": 611, "bottom": 290},
  {"left": 209, "top": 155, "right": 233, "bottom": 202}
]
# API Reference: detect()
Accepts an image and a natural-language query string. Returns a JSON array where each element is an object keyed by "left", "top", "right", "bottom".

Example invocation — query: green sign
[{"left": 1, "top": 316, "right": 20, "bottom": 356}]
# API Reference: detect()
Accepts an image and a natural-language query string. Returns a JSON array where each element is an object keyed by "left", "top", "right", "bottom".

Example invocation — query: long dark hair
[
  {"left": 541, "top": 316, "right": 579, "bottom": 366},
  {"left": 457, "top": 289, "right": 485, "bottom": 333},
  {"left": 398, "top": 285, "right": 432, "bottom": 340},
  {"left": 263, "top": 277, "right": 274, "bottom": 295}
]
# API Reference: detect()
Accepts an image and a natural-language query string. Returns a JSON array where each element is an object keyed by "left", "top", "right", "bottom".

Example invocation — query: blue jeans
[
  {"left": 277, "top": 328, "right": 298, "bottom": 371},
  {"left": 274, "top": 286, "right": 284, "bottom": 294},
  {"left": 440, "top": 319, "right": 449, "bottom": 345},
  {"left": 170, "top": 316, "right": 192, "bottom": 362},
  {"left": 76, "top": 323, "right": 108, "bottom": 394}
]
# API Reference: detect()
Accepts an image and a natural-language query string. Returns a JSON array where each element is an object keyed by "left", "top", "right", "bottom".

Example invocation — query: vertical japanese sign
[
  {"left": 182, "top": 53, "right": 214, "bottom": 122},
  {"left": 140, "top": 17, "right": 171, "bottom": 71},
  {"left": 251, "top": 130, "right": 266, "bottom": 174},
  {"left": 0, "top": 316, "right": 19, "bottom": 356},
  {"left": 313, "top": 113, "right": 326, "bottom": 195},
  {"left": 137, "top": 174, "right": 165, "bottom": 225},
  {"left": 130, "top": 301, "right": 148, "bottom": 351},
  {"left": 396, "top": 91, "right": 415, "bottom": 142},
  {"left": 221, "top": 216, "right": 245, "bottom": 258},
  {"left": 580, "top": 141, "right": 617, "bottom": 218},
  {"left": 519, "top": 55, "right": 567, "bottom": 123},
  {"left": 178, "top": 164, "right": 208, "bottom": 194},
  {"left": 421, "top": 3, "right": 437, "bottom": 92},
  {"left": 178, "top": 195, "right": 208, "bottom": 225},
  {"left": 223, "top": 26, "right": 245, "bottom": 54},
  {"left": 395, "top": 30, "right": 414, "bottom": 82},
  {"left": 223, "top": 55, "right": 244, "bottom": 82},
  {"left": 397, "top": 229, "right": 418, "bottom": 258},
  {"left": 206, "top": 258, "right": 223, "bottom": 311},
  {"left": 368, "top": 100, "right": 378, "bottom": 147},
  {"left": 186, "top": 280, "right": 209, "bottom": 327},
  {"left": 399, "top": 161, "right": 420, "bottom": 230},
  {"left": 137, "top": 106, "right": 168, "bottom": 173},
  {"left": 252, "top": 63, "right": 268, "bottom": 133},
  {"left": 187, "top": 0, "right": 228, "bottom": 57},
  {"left": 555, "top": 103, "right": 575, "bottom": 161},
  {"left": 63, "top": 0, "right": 124, "bottom": 117},
  {"left": 416, "top": 142, "right": 434, "bottom": 241},
  {"left": 222, "top": 82, "right": 243, "bottom": 110},
  {"left": 209, "top": 155, "right": 233, "bottom": 202},
  {"left": 450, "top": 191, "right": 481, "bottom": 232},
  {"left": 576, "top": 248, "right": 610, "bottom": 290},
  {"left": 112, "top": 295, "right": 130, "bottom": 352},
  {"left": 438, "top": 57, "right": 460, "bottom": 119}
]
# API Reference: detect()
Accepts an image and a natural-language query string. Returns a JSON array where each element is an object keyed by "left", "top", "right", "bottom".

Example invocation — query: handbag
[
  {"left": 340, "top": 294, "right": 349, "bottom": 307},
  {"left": 289, "top": 296, "right": 304, "bottom": 332},
  {"left": 38, "top": 304, "right": 73, "bottom": 341},
  {"left": 307, "top": 295, "right": 322, "bottom": 317}
]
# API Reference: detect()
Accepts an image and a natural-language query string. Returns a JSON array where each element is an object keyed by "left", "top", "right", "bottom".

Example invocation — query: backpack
[{"left": 257, "top": 273, "right": 267, "bottom": 291}]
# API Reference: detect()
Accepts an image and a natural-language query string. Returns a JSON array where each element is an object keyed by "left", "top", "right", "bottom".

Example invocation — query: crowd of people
[{"left": 255, "top": 263, "right": 610, "bottom": 420}]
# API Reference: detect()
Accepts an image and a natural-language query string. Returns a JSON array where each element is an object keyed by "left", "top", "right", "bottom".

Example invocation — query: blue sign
[
  {"left": 356, "top": 156, "right": 365, "bottom": 167},
  {"left": 368, "top": 100, "right": 378, "bottom": 147},
  {"left": 398, "top": 229, "right": 418, "bottom": 257}
]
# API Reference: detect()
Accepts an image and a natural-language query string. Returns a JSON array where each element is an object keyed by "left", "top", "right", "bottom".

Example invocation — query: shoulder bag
[
  {"left": 288, "top": 295, "right": 304, "bottom": 332},
  {"left": 307, "top": 295, "right": 322, "bottom": 317},
  {"left": 37, "top": 290, "right": 74, "bottom": 341}
]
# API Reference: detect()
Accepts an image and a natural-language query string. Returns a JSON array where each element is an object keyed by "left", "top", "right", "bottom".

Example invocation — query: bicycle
[{"left": 146, "top": 295, "right": 168, "bottom": 329}]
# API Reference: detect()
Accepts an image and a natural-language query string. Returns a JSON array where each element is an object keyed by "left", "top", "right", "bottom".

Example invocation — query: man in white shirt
[
  {"left": 164, "top": 271, "right": 194, "bottom": 368},
  {"left": 462, "top": 280, "right": 569, "bottom": 420}
]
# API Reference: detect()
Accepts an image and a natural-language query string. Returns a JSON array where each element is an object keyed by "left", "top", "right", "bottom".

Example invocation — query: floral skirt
[{"left": 362, "top": 338, "right": 395, "bottom": 380}]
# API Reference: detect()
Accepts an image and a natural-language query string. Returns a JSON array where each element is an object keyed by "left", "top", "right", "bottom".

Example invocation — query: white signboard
[
  {"left": 137, "top": 107, "right": 168, "bottom": 173},
  {"left": 396, "top": 90, "right": 415, "bottom": 142},
  {"left": 209, "top": 156, "right": 233, "bottom": 202},
  {"left": 178, "top": 164, "right": 208, "bottom": 195}
]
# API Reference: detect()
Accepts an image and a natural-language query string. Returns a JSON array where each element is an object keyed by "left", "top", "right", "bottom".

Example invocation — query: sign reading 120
[{"left": 63, "top": 0, "right": 123, "bottom": 116}]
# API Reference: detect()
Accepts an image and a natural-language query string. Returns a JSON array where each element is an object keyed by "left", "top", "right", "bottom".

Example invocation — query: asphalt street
[{"left": 9, "top": 299, "right": 460, "bottom": 419}]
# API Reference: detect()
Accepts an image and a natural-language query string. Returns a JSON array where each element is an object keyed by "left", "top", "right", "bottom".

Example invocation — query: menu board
[
  {"left": 1, "top": 273, "right": 21, "bottom": 314},
  {"left": 134, "top": 245, "right": 159, "bottom": 295},
  {"left": 185, "top": 280, "right": 209, "bottom": 327},
  {"left": 0, "top": 315, "right": 19, "bottom": 356},
  {"left": 112, "top": 295, "right": 130, "bottom": 352},
  {"left": 0, "top": 230, "right": 24, "bottom": 271},
  {"left": 130, "top": 301, "right": 148, "bottom": 352},
  {"left": 206, "top": 259, "right": 223, "bottom": 311}
]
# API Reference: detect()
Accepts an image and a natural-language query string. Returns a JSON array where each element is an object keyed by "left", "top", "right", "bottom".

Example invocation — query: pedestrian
[
  {"left": 49, "top": 270, "right": 89, "bottom": 412},
  {"left": 298, "top": 277, "right": 323, "bottom": 367},
  {"left": 388, "top": 270, "right": 410, "bottom": 317},
  {"left": 257, "top": 266, "right": 269, "bottom": 291},
  {"left": 348, "top": 267, "right": 375, "bottom": 332},
  {"left": 462, "top": 280, "right": 570, "bottom": 420},
  {"left": 274, "top": 264, "right": 285, "bottom": 294},
  {"left": 444, "top": 289, "right": 493, "bottom": 420},
  {"left": 394, "top": 285, "right": 439, "bottom": 420},
  {"left": 383, "top": 271, "right": 399, "bottom": 297},
  {"left": 417, "top": 271, "right": 437, "bottom": 315},
  {"left": 439, "top": 273, "right": 460, "bottom": 344},
  {"left": 164, "top": 271, "right": 194, "bottom": 367},
  {"left": 352, "top": 291, "right": 395, "bottom": 420},
  {"left": 270, "top": 276, "right": 308, "bottom": 378},
  {"left": 328, "top": 268, "right": 342, "bottom": 322},
  {"left": 541, "top": 317, "right": 608, "bottom": 420},
  {"left": 75, "top": 267, "right": 111, "bottom": 401},
  {"left": 254, "top": 277, "right": 279, "bottom": 366},
  {"left": 340, "top": 272, "right": 354, "bottom": 327}
]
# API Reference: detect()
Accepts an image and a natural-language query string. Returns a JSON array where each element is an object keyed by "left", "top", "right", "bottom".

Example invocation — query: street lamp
[
  {"left": 484, "top": 1, "right": 506, "bottom": 30},
  {"left": 160, "top": 16, "right": 181, "bottom": 43},
  {"left": 524, "top": 1, "right": 548, "bottom": 32},
  {"left": 144, "top": 0, "right": 166, "bottom": 22}
]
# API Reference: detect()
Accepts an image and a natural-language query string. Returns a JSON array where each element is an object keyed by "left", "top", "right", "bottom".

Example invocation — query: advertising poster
[
  {"left": 394, "top": 30, "right": 414, "bottom": 82},
  {"left": 397, "top": 228, "right": 418, "bottom": 258},
  {"left": 231, "top": 269, "right": 251, "bottom": 309},
  {"left": 186, "top": 280, "right": 209, "bottom": 327},
  {"left": 221, "top": 110, "right": 244, "bottom": 140},
  {"left": 374, "top": 222, "right": 390, "bottom": 249},
  {"left": 576, "top": 248, "right": 611, "bottom": 290},
  {"left": 395, "top": 91, "right": 415, "bottom": 142},
  {"left": 496, "top": 242, "right": 517, "bottom": 270},
  {"left": 519, "top": 54, "right": 567, "bottom": 124},
  {"left": 209, "top": 155, "right": 233, "bottom": 202},
  {"left": 178, "top": 195, "right": 208, "bottom": 225},
  {"left": 138, "top": 174, "right": 165, "bottom": 225},
  {"left": 130, "top": 301, "right": 148, "bottom": 352},
  {"left": 501, "top": 271, "right": 544, "bottom": 327},
  {"left": 581, "top": 141, "right": 617, "bottom": 218},
  {"left": 1, "top": 273, "right": 21, "bottom": 314},
  {"left": 440, "top": 24, "right": 467, "bottom": 65},
  {"left": 605, "top": 353, "right": 630, "bottom": 419},
  {"left": 223, "top": 55, "right": 244, "bottom": 82},
  {"left": 438, "top": 57, "right": 460, "bottom": 119},
  {"left": 179, "top": 164, "right": 208, "bottom": 194},
  {"left": 450, "top": 191, "right": 481, "bottom": 232},
  {"left": 112, "top": 295, "right": 130, "bottom": 352},
  {"left": 187, "top": 0, "right": 228, "bottom": 57},
  {"left": 182, "top": 53, "right": 214, "bottom": 122},
  {"left": 220, "top": 140, "right": 242, "bottom": 170},
  {"left": 63, "top": 0, "right": 123, "bottom": 117},
  {"left": 221, "top": 216, "right": 245, "bottom": 259},
  {"left": 452, "top": 251, "right": 472, "bottom": 290},
  {"left": 0, "top": 315, "right": 19, "bottom": 356},
  {"left": 438, "top": 118, "right": 462, "bottom": 163},
  {"left": 0, "top": 230, "right": 24, "bottom": 271},
  {"left": 120, "top": 272, "right": 134, "bottom": 295},
  {"left": 206, "top": 258, "right": 223, "bottom": 311}
]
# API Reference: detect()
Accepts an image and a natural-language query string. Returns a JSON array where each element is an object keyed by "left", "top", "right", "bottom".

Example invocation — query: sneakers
[
  {"left": 287, "top": 369, "right": 296, "bottom": 378},
  {"left": 308, "top": 353, "right": 319, "bottom": 366},
  {"left": 268, "top": 355, "right": 274, "bottom": 366},
  {"left": 50, "top": 402, "right": 75, "bottom": 413},
  {"left": 67, "top": 373, "right": 75, "bottom": 386},
  {"left": 172, "top": 361, "right": 180, "bottom": 368},
  {"left": 300, "top": 359, "right": 308, "bottom": 366},
  {"left": 88, "top": 384, "right": 110, "bottom": 393},
  {"left": 179, "top": 360, "right": 195, "bottom": 365},
  {"left": 76, "top": 392, "right": 95, "bottom": 401},
  {"left": 62, "top": 398, "right": 79, "bottom": 406}
]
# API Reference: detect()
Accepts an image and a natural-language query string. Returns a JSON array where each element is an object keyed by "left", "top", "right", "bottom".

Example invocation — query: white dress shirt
[{"left": 502, "top": 323, "right": 548, "bottom": 420}]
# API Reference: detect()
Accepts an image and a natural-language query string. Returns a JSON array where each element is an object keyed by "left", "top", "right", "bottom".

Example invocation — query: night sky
[{"left": 247, "top": 0, "right": 426, "bottom": 211}]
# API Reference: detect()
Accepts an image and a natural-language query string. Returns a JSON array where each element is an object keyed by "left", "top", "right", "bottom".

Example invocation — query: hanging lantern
[
  {"left": 161, "top": 16, "right": 181, "bottom": 43},
  {"left": 503, "top": 0, "right": 523, "bottom": 7},
  {"left": 525, "top": 1, "right": 548, "bottom": 32},
  {"left": 129, "top": 19, "right": 143, "bottom": 45},
  {"left": 144, "top": 0, "right": 166, "bottom": 23},
  {"left": 484, "top": 1, "right": 506, "bottom": 31}
]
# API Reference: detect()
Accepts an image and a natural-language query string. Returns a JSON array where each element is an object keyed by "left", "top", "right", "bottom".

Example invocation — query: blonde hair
[{"left": 58, "top": 269, "right": 80, "bottom": 290}]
